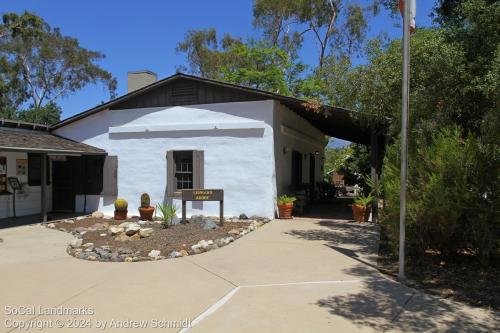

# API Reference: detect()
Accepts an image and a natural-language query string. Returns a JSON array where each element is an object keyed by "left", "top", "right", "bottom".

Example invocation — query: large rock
[
  {"left": 202, "top": 219, "right": 218, "bottom": 230},
  {"left": 190, "top": 215, "right": 203, "bottom": 223},
  {"left": 139, "top": 228, "right": 154, "bottom": 238},
  {"left": 108, "top": 226, "right": 124, "bottom": 236},
  {"left": 91, "top": 211, "right": 104, "bottom": 219},
  {"left": 115, "top": 233, "right": 130, "bottom": 242},
  {"left": 169, "top": 251, "right": 182, "bottom": 258},
  {"left": 228, "top": 228, "right": 241, "bottom": 236},
  {"left": 179, "top": 250, "right": 189, "bottom": 257},
  {"left": 125, "top": 223, "right": 141, "bottom": 236},
  {"left": 91, "top": 223, "right": 107, "bottom": 231},
  {"left": 70, "top": 238, "right": 83, "bottom": 248},
  {"left": 148, "top": 250, "right": 161, "bottom": 259},
  {"left": 129, "top": 233, "right": 141, "bottom": 241}
]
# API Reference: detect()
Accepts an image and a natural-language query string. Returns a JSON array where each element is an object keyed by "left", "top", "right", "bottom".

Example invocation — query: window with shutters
[
  {"left": 167, "top": 150, "right": 204, "bottom": 197},
  {"left": 174, "top": 151, "right": 193, "bottom": 190}
]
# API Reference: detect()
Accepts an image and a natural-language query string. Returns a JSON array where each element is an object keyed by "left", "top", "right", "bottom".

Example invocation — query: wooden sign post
[{"left": 182, "top": 189, "right": 224, "bottom": 225}]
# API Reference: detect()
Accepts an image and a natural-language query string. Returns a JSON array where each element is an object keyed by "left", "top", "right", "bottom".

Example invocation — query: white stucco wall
[
  {"left": 54, "top": 100, "right": 277, "bottom": 218},
  {"left": 0, "top": 151, "right": 52, "bottom": 219},
  {"left": 273, "top": 101, "right": 325, "bottom": 196}
]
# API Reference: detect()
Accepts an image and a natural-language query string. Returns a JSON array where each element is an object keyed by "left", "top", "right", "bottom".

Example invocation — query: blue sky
[{"left": 2, "top": 0, "right": 435, "bottom": 145}]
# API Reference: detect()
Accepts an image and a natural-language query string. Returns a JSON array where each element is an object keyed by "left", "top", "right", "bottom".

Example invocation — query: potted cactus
[
  {"left": 138, "top": 193, "right": 155, "bottom": 221},
  {"left": 114, "top": 198, "right": 128, "bottom": 220},
  {"left": 277, "top": 195, "right": 296, "bottom": 219}
]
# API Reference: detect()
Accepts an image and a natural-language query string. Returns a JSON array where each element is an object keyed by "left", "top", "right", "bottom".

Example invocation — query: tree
[
  {"left": 0, "top": 12, "right": 117, "bottom": 124},
  {"left": 176, "top": 29, "right": 295, "bottom": 94},
  {"left": 253, "top": 0, "right": 377, "bottom": 68}
]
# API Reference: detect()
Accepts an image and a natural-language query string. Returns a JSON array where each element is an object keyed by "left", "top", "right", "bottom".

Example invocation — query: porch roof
[{"left": 0, "top": 120, "right": 105, "bottom": 155}]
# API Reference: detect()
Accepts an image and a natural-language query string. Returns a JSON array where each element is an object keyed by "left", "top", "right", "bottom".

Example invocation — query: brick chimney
[{"left": 127, "top": 70, "right": 157, "bottom": 93}]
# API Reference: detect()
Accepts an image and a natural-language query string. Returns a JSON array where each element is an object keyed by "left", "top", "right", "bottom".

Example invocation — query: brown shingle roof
[{"left": 0, "top": 126, "right": 105, "bottom": 155}]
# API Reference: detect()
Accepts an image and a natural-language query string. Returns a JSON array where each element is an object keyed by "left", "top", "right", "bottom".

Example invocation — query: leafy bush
[
  {"left": 156, "top": 203, "right": 178, "bottom": 229},
  {"left": 354, "top": 193, "right": 373, "bottom": 207},
  {"left": 277, "top": 195, "right": 296, "bottom": 205},
  {"left": 381, "top": 127, "right": 499, "bottom": 261}
]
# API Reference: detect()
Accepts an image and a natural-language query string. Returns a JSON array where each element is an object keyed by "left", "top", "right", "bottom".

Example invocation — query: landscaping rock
[
  {"left": 47, "top": 223, "right": 56, "bottom": 228},
  {"left": 129, "top": 233, "right": 141, "bottom": 241},
  {"left": 148, "top": 250, "right": 161, "bottom": 259},
  {"left": 169, "top": 251, "right": 182, "bottom": 258},
  {"left": 179, "top": 250, "right": 189, "bottom": 257},
  {"left": 114, "top": 233, "right": 130, "bottom": 242},
  {"left": 171, "top": 216, "right": 181, "bottom": 225},
  {"left": 118, "top": 222, "right": 131, "bottom": 228},
  {"left": 125, "top": 223, "right": 141, "bottom": 236},
  {"left": 82, "top": 242, "right": 94, "bottom": 249},
  {"left": 202, "top": 219, "right": 218, "bottom": 230},
  {"left": 70, "top": 238, "right": 83, "bottom": 248},
  {"left": 190, "top": 215, "right": 203, "bottom": 223},
  {"left": 228, "top": 228, "right": 241, "bottom": 236},
  {"left": 74, "top": 227, "right": 87, "bottom": 234},
  {"left": 91, "top": 211, "right": 104, "bottom": 219},
  {"left": 100, "top": 233, "right": 107, "bottom": 237},
  {"left": 117, "top": 248, "right": 133, "bottom": 255},
  {"left": 76, "top": 216, "right": 88, "bottom": 221},
  {"left": 124, "top": 257, "right": 134, "bottom": 262},
  {"left": 108, "top": 226, "right": 124, "bottom": 236},
  {"left": 139, "top": 228, "right": 154, "bottom": 238}
]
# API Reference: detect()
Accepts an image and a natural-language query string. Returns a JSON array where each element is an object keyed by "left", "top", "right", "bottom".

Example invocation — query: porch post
[
  {"left": 41, "top": 153, "right": 48, "bottom": 222},
  {"left": 370, "top": 125, "right": 379, "bottom": 223}
]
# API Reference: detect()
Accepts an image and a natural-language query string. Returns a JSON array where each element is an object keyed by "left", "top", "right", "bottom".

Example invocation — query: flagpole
[{"left": 398, "top": 0, "right": 410, "bottom": 282}]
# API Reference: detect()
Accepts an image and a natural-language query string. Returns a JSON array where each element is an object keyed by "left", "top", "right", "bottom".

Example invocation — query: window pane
[{"left": 173, "top": 151, "right": 194, "bottom": 191}]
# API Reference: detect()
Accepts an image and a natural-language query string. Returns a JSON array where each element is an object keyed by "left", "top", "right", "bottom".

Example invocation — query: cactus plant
[
  {"left": 114, "top": 198, "right": 128, "bottom": 211},
  {"left": 140, "top": 193, "right": 151, "bottom": 208}
]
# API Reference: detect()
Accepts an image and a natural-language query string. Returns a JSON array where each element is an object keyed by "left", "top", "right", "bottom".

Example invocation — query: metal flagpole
[{"left": 398, "top": 0, "right": 410, "bottom": 282}]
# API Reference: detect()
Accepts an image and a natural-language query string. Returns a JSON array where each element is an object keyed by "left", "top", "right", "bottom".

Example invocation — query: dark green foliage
[
  {"left": 0, "top": 11, "right": 116, "bottom": 121},
  {"left": 381, "top": 128, "right": 499, "bottom": 260}
]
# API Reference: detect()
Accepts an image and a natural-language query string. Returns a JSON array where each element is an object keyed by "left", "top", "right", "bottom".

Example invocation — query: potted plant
[
  {"left": 138, "top": 193, "right": 155, "bottom": 221},
  {"left": 277, "top": 194, "right": 296, "bottom": 219},
  {"left": 114, "top": 198, "right": 128, "bottom": 220},
  {"left": 351, "top": 193, "right": 373, "bottom": 222}
]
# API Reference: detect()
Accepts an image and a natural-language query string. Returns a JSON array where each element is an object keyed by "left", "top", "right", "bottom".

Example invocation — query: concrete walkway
[{"left": 0, "top": 219, "right": 498, "bottom": 332}]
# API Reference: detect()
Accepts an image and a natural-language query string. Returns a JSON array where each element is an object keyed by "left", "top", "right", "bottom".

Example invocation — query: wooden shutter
[
  {"left": 193, "top": 150, "right": 204, "bottom": 189},
  {"left": 101, "top": 156, "right": 118, "bottom": 195},
  {"left": 166, "top": 150, "right": 175, "bottom": 197}
]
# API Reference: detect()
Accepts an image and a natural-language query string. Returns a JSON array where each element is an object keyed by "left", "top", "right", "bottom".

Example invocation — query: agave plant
[{"left": 156, "top": 202, "right": 178, "bottom": 228}]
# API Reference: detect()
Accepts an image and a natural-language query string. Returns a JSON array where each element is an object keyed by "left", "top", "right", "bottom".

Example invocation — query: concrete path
[{"left": 0, "top": 219, "right": 497, "bottom": 332}]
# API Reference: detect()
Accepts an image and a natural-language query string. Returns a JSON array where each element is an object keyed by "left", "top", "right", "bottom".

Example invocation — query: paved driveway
[{"left": 0, "top": 218, "right": 497, "bottom": 332}]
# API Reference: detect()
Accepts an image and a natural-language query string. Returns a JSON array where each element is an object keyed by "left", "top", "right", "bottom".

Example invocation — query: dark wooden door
[
  {"left": 291, "top": 151, "right": 302, "bottom": 190},
  {"left": 309, "top": 154, "right": 315, "bottom": 201},
  {"left": 52, "top": 160, "right": 75, "bottom": 212}
]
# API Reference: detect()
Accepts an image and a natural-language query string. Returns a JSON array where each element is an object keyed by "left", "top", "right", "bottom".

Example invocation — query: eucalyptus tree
[{"left": 0, "top": 12, "right": 116, "bottom": 124}]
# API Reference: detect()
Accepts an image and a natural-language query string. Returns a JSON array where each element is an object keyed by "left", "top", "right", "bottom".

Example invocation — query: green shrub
[
  {"left": 380, "top": 127, "right": 499, "bottom": 261},
  {"left": 277, "top": 195, "right": 296, "bottom": 205},
  {"left": 354, "top": 193, "right": 373, "bottom": 207},
  {"left": 156, "top": 202, "right": 178, "bottom": 228}
]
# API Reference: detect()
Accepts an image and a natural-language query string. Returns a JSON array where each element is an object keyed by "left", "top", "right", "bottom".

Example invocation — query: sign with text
[
  {"left": 182, "top": 189, "right": 223, "bottom": 201},
  {"left": 181, "top": 189, "right": 224, "bottom": 225}
]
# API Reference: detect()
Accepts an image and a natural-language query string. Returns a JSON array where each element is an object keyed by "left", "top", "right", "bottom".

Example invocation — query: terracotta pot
[
  {"left": 114, "top": 210, "right": 128, "bottom": 220},
  {"left": 351, "top": 204, "right": 371, "bottom": 223},
  {"left": 138, "top": 206, "right": 155, "bottom": 221},
  {"left": 278, "top": 203, "right": 294, "bottom": 219}
]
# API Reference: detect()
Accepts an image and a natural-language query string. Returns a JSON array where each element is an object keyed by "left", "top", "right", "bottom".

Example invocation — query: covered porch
[{"left": 0, "top": 119, "right": 106, "bottom": 225}]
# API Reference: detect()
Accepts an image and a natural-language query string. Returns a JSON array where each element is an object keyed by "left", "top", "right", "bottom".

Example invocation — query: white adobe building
[{"left": 0, "top": 72, "right": 382, "bottom": 221}]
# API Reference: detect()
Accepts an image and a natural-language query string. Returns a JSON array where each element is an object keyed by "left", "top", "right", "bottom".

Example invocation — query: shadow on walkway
[
  {"left": 0, "top": 213, "right": 83, "bottom": 229},
  {"left": 296, "top": 197, "right": 355, "bottom": 220}
]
